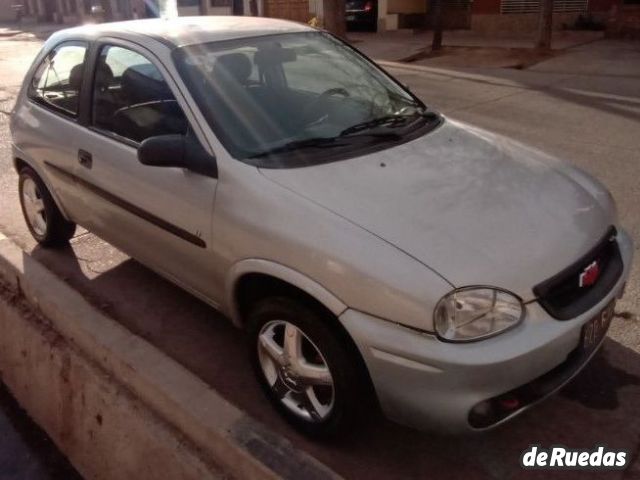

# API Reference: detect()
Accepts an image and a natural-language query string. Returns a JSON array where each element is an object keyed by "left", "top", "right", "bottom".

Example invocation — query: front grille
[{"left": 533, "top": 226, "right": 623, "bottom": 320}]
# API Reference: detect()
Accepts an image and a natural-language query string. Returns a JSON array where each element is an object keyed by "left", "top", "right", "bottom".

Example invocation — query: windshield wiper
[
  {"left": 340, "top": 115, "right": 410, "bottom": 137},
  {"left": 247, "top": 111, "right": 440, "bottom": 159},
  {"left": 339, "top": 111, "right": 438, "bottom": 138},
  {"left": 248, "top": 137, "right": 348, "bottom": 158}
]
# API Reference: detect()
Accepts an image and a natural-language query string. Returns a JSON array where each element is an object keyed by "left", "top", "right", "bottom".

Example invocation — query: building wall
[
  {"left": 472, "top": 0, "right": 601, "bottom": 15},
  {"left": 178, "top": 5, "right": 202, "bottom": 15},
  {"left": 388, "top": 0, "right": 426, "bottom": 14},
  {"left": 471, "top": 0, "right": 617, "bottom": 16},
  {"left": 469, "top": 0, "right": 618, "bottom": 34},
  {"left": 0, "top": 0, "right": 18, "bottom": 21},
  {"left": 590, "top": 0, "right": 617, "bottom": 12},
  {"left": 208, "top": 6, "right": 233, "bottom": 13},
  {"left": 608, "top": 4, "right": 640, "bottom": 37},
  {"left": 471, "top": 0, "right": 499, "bottom": 15},
  {"left": 471, "top": 11, "right": 600, "bottom": 33}
]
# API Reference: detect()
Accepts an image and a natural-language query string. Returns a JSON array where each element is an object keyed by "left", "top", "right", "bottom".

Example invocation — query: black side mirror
[{"left": 138, "top": 132, "right": 218, "bottom": 178}]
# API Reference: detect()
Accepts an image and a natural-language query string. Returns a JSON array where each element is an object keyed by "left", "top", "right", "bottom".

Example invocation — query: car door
[
  {"left": 74, "top": 40, "right": 220, "bottom": 305},
  {"left": 14, "top": 41, "right": 90, "bottom": 222}
]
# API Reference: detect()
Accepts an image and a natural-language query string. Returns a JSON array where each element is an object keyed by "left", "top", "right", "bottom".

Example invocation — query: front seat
[
  {"left": 209, "top": 52, "right": 285, "bottom": 148},
  {"left": 212, "top": 52, "right": 253, "bottom": 89},
  {"left": 65, "top": 63, "right": 84, "bottom": 112},
  {"left": 92, "top": 61, "right": 115, "bottom": 128}
]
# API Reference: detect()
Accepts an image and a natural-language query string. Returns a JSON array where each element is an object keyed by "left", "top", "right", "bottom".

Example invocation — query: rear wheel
[
  {"left": 18, "top": 166, "right": 76, "bottom": 247},
  {"left": 248, "top": 297, "right": 366, "bottom": 437}
]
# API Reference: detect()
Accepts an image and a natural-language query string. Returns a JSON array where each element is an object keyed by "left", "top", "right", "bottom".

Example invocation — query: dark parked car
[{"left": 346, "top": 0, "right": 377, "bottom": 31}]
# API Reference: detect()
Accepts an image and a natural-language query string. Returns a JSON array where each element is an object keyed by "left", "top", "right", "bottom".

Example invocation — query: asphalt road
[{"left": 1, "top": 32, "right": 639, "bottom": 480}]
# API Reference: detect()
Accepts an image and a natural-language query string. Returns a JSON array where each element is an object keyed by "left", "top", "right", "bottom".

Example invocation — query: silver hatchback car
[{"left": 11, "top": 17, "right": 633, "bottom": 436}]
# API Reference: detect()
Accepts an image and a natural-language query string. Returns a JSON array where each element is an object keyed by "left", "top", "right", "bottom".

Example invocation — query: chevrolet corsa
[{"left": 11, "top": 17, "right": 633, "bottom": 436}]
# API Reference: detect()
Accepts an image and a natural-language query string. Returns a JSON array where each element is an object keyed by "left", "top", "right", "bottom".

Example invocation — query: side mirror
[{"left": 138, "top": 132, "right": 218, "bottom": 178}]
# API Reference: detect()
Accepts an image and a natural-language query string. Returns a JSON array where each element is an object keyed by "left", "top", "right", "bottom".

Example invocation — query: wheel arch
[
  {"left": 14, "top": 157, "right": 72, "bottom": 221},
  {"left": 226, "top": 259, "right": 348, "bottom": 328},
  {"left": 228, "top": 260, "right": 379, "bottom": 411}
]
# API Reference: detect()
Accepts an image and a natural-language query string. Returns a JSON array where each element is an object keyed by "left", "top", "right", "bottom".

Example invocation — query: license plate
[
  {"left": 346, "top": 15, "right": 356, "bottom": 21},
  {"left": 580, "top": 301, "right": 615, "bottom": 354}
]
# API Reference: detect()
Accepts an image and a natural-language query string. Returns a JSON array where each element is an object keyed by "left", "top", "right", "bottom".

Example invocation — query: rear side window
[
  {"left": 92, "top": 45, "right": 188, "bottom": 144},
  {"left": 28, "top": 42, "right": 87, "bottom": 117}
]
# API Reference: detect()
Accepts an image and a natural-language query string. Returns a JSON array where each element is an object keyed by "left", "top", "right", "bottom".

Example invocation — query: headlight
[{"left": 434, "top": 287, "right": 524, "bottom": 342}]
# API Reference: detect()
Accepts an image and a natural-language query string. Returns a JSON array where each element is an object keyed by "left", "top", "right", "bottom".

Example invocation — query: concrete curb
[{"left": 0, "top": 235, "right": 341, "bottom": 480}]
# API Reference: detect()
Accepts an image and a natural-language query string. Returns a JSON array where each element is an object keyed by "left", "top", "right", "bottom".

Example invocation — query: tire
[
  {"left": 18, "top": 166, "right": 76, "bottom": 247},
  {"left": 248, "top": 297, "right": 367, "bottom": 438}
]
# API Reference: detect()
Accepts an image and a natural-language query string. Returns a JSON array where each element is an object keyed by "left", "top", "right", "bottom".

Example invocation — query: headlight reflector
[{"left": 434, "top": 287, "right": 524, "bottom": 342}]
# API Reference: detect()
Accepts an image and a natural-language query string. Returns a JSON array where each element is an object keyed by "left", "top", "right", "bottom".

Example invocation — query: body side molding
[{"left": 43, "top": 161, "right": 207, "bottom": 248}]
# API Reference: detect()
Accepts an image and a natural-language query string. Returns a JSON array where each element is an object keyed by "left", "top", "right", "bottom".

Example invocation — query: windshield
[{"left": 173, "top": 31, "right": 439, "bottom": 167}]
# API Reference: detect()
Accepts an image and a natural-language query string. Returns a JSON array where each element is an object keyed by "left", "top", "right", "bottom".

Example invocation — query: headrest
[
  {"left": 253, "top": 45, "right": 297, "bottom": 69},
  {"left": 212, "top": 53, "right": 252, "bottom": 85},
  {"left": 69, "top": 64, "right": 84, "bottom": 91},
  {"left": 122, "top": 63, "right": 172, "bottom": 104},
  {"left": 94, "top": 61, "right": 114, "bottom": 89}
]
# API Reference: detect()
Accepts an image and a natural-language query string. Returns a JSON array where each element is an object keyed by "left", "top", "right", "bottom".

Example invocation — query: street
[{"left": 1, "top": 31, "right": 640, "bottom": 479}]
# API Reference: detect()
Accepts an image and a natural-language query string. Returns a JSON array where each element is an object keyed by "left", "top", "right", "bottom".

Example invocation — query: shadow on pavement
[
  {"left": 25, "top": 238, "right": 640, "bottom": 480},
  {"left": 561, "top": 349, "right": 640, "bottom": 410}
]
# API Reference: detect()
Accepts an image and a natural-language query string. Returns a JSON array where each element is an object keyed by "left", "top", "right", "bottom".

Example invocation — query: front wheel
[{"left": 248, "top": 297, "right": 366, "bottom": 438}]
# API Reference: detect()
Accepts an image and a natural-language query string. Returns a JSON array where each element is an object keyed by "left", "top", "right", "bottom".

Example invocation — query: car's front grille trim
[{"left": 533, "top": 226, "right": 623, "bottom": 320}]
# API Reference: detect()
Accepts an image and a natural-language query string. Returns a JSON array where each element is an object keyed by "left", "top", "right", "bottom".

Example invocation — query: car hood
[{"left": 259, "top": 119, "right": 613, "bottom": 300}]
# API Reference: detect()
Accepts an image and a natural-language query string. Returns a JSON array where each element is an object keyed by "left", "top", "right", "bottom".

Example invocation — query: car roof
[{"left": 50, "top": 16, "right": 315, "bottom": 49}]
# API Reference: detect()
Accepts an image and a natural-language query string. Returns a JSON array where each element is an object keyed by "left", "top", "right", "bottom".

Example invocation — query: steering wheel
[{"left": 300, "top": 87, "right": 350, "bottom": 127}]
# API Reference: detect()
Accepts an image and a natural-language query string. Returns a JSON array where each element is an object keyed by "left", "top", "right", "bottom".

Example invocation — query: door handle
[{"left": 78, "top": 149, "right": 93, "bottom": 169}]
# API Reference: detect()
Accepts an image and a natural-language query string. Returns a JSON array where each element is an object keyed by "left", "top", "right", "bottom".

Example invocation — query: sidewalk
[
  {"left": 0, "top": 22, "right": 65, "bottom": 41},
  {"left": 348, "top": 29, "right": 605, "bottom": 67}
]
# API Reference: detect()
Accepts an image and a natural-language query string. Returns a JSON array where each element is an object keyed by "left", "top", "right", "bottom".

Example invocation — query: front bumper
[{"left": 339, "top": 228, "right": 634, "bottom": 433}]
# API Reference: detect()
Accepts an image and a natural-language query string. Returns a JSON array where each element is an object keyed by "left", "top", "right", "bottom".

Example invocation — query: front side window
[
  {"left": 174, "top": 32, "right": 438, "bottom": 167},
  {"left": 29, "top": 42, "right": 87, "bottom": 117},
  {"left": 92, "top": 45, "right": 188, "bottom": 144}
]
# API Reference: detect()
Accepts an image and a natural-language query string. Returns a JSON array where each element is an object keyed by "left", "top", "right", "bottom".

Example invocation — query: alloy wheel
[
  {"left": 21, "top": 177, "right": 47, "bottom": 237},
  {"left": 257, "top": 320, "right": 335, "bottom": 422}
]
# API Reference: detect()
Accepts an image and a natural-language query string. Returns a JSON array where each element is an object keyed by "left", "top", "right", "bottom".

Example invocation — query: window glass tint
[
  {"left": 93, "top": 45, "right": 188, "bottom": 143},
  {"left": 29, "top": 42, "right": 87, "bottom": 116}
]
